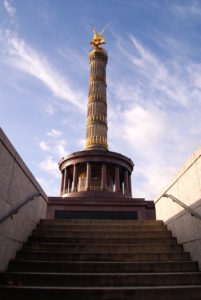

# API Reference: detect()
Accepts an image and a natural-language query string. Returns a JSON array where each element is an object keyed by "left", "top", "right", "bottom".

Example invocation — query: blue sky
[{"left": 1, "top": 0, "right": 201, "bottom": 199}]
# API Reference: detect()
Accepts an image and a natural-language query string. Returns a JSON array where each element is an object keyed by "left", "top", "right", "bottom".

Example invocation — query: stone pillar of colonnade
[
  {"left": 124, "top": 170, "right": 129, "bottom": 196},
  {"left": 101, "top": 164, "right": 107, "bottom": 191},
  {"left": 114, "top": 166, "right": 120, "bottom": 193},
  {"left": 72, "top": 164, "right": 78, "bottom": 193},
  {"left": 86, "top": 162, "right": 92, "bottom": 191}
]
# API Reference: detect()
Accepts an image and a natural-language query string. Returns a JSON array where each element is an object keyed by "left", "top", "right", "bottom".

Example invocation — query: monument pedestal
[{"left": 46, "top": 196, "right": 155, "bottom": 220}]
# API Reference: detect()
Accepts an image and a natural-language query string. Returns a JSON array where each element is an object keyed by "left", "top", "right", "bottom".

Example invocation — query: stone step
[
  {"left": 16, "top": 250, "right": 190, "bottom": 262},
  {"left": 28, "top": 236, "right": 178, "bottom": 245},
  {"left": 40, "top": 219, "right": 163, "bottom": 226},
  {"left": 23, "top": 243, "right": 182, "bottom": 253},
  {"left": 37, "top": 224, "right": 167, "bottom": 231},
  {"left": 8, "top": 260, "right": 198, "bottom": 273},
  {"left": 1, "top": 285, "right": 201, "bottom": 300},
  {"left": 32, "top": 230, "right": 172, "bottom": 238},
  {"left": 2, "top": 217, "right": 201, "bottom": 300},
  {"left": 1, "top": 272, "right": 201, "bottom": 287}
]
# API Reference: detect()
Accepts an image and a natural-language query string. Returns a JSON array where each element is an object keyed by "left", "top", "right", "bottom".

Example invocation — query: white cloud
[
  {"left": 44, "top": 103, "right": 54, "bottom": 115},
  {"left": 54, "top": 140, "right": 68, "bottom": 157},
  {"left": 39, "top": 137, "right": 68, "bottom": 158},
  {"left": 129, "top": 35, "right": 190, "bottom": 107},
  {"left": 39, "top": 141, "right": 51, "bottom": 152},
  {"left": 123, "top": 105, "right": 165, "bottom": 148},
  {"left": 39, "top": 156, "right": 60, "bottom": 178},
  {"left": 132, "top": 163, "right": 177, "bottom": 199},
  {"left": 186, "top": 63, "right": 201, "bottom": 91},
  {"left": 0, "top": 30, "right": 85, "bottom": 110},
  {"left": 109, "top": 104, "right": 166, "bottom": 158},
  {"left": 3, "top": 0, "right": 16, "bottom": 18},
  {"left": 46, "top": 129, "right": 62, "bottom": 138},
  {"left": 107, "top": 33, "right": 201, "bottom": 199},
  {"left": 111, "top": 34, "right": 193, "bottom": 109},
  {"left": 171, "top": 1, "right": 201, "bottom": 17}
]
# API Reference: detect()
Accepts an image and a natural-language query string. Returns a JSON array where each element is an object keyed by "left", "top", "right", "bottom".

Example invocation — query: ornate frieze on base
[{"left": 86, "top": 136, "right": 108, "bottom": 149}]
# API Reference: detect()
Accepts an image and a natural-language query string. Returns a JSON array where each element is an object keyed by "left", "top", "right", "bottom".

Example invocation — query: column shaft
[
  {"left": 124, "top": 170, "right": 129, "bottom": 195},
  {"left": 129, "top": 173, "right": 132, "bottom": 197},
  {"left": 86, "top": 162, "right": 91, "bottom": 191},
  {"left": 67, "top": 178, "right": 71, "bottom": 193},
  {"left": 72, "top": 164, "right": 78, "bottom": 192},
  {"left": 101, "top": 164, "right": 107, "bottom": 191},
  {"left": 60, "top": 170, "right": 65, "bottom": 196},
  {"left": 64, "top": 168, "right": 69, "bottom": 193},
  {"left": 114, "top": 166, "right": 120, "bottom": 193}
]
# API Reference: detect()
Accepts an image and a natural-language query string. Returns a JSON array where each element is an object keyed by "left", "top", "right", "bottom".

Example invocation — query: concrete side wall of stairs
[
  {"left": 0, "top": 128, "right": 48, "bottom": 271},
  {"left": 155, "top": 145, "right": 201, "bottom": 269}
]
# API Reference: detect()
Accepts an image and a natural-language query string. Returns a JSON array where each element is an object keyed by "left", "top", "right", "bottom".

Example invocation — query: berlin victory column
[{"left": 59, "top": 27, "right": 134, "bottom": 198}]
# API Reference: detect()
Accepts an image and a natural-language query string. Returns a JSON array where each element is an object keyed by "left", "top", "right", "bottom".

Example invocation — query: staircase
[{"left": 0, "top": 218, "right": 201, "bottom": 299}]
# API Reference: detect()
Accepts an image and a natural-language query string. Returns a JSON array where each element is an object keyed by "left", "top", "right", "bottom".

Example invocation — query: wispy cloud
[
  {"left": 39, "top": 138, "right": 68, "bottom": 157},
  {"left": 46, "top": 129, "right": 62, "bottom": 138},
  {"left": 39, "top": 155, "right": 60, "bottom": 178},
  {"left": 39, "top": 141, "right": 51, "bottom": 152},
  {"left": 54, "top": 139, "right": 68, "bottom": 157},
  {"left": 170, "top": 1, "right": 201, "bottom": 17},
  {"left": 58, "top": 47, "right": 89, "bottom": 73},
  {"left": 109, "top": 103, "right": 188, "bottom": 198},
  {"left": 109, "top": 104, "right": 168, "bottom": 162},
  {"left": 108, "top": 33, "right": 201, "bottom": 198},
  {"left": 44, "top": 103, "right": 54, "bottom": 115},
  {"left": 125, "top": 35, "right": 191, "bottom": 107},
  {"left": 111, "top": 32, "right": 201, "bottom": 115},
  {"left": 3, "top": 0, "right": 16, "bottom": 18},
  {"left": 0, "top": 30, "right": 85, "bottom": 110}
]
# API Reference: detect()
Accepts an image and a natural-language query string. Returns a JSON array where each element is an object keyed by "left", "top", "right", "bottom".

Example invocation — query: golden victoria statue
[{"left": 90, "top": 25, "right": 108, "bottom": 48}]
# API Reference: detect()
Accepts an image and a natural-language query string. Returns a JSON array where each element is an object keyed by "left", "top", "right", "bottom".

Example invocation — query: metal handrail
[
  {"left": 163, "top": 193, "right": 201, "bottom": 221},
  {"left": 0, "top": 192, "right": 41, "bottom": 225}
]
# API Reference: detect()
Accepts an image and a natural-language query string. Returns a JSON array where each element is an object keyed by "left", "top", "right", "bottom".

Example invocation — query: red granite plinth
[{"left": 46, "top": 196, "right": 155, "bottom": 220}]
